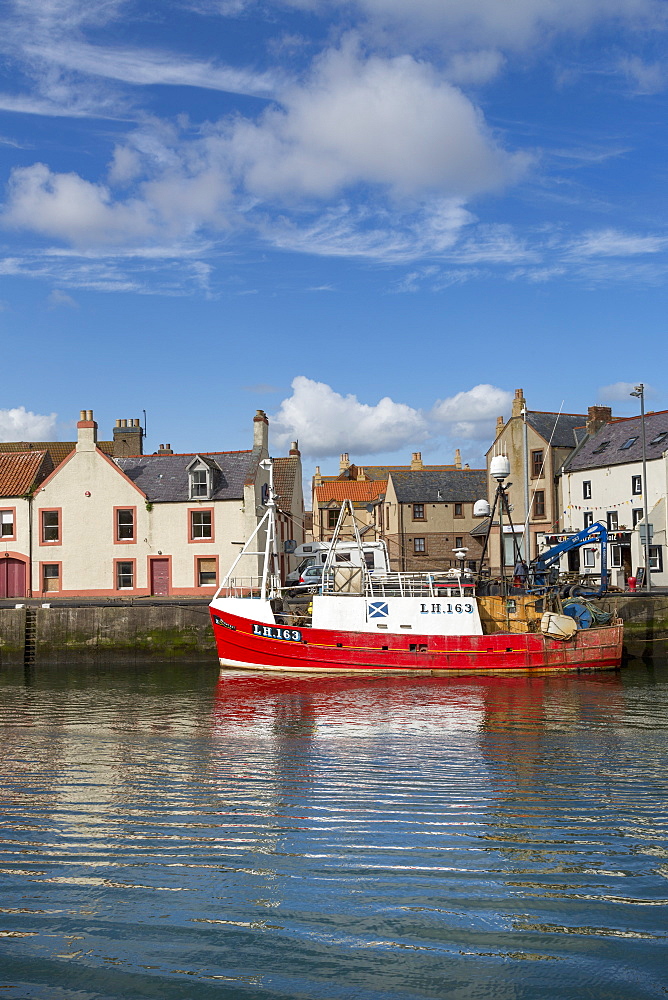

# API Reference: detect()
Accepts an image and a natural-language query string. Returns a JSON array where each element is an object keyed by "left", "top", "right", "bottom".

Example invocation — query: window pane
[
  {"left": 198, "top": 558, "right": 217, "bottom": 586},
  {"left": 117, "top": 509, "right": 134, "bottom": 540},
  {"left": 42, "top": 564, "right": 59, "bottom": 591},
  {"left": 454, "top": 503, "right": 463, "bottom": 517},
  {"left": 413, "top": 504, "right": 424, "bottom": 519},
  {"left": 414, "top": 537, "right": 425, "bottom": 553},
  {"left": 117, "top": 562, "right": 134, "bottom": 589},
  {"left": 531, "top": 450, "right": 543, "bottom": 476},
  {"left": 631, "top": 475, "right": 642, "bottom": 495},
  {"left": 190, "top": 470, "right": 208, "bottom": 497},
  {"left": 533, "top": 491, "right": 545, "bottom": 517},
  {"left": 42, "top": 510, "right": 59, "bottom": 541},
  {"left": 455, "top": 537, "right": 463, "bottom": 548},
  {"left": 0, "top": 510, "right": 13, "bottom": 536},
  {"left": 583, "top": 481, "right": 591, "bottom": 499},
  {"left": 191, "top": 510, "right": 212, "bottom": 538},
  {"left": 327, "top": 509, "right": 339, "bottom": 528}
]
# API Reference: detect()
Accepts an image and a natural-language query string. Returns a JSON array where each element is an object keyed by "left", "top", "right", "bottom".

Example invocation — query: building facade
[
  {"left": 383, "top": 468, "right": 488, "bottom": 572},
  {"left": 484, "top": 389, "right": 608, "bottom": 572},
  {"left": 558, "top": 409, "right": 668, "bottom": 588},
  {"left": 311, "top": 451, "right": 464, "bottom": 543},
  {"left": 0, "top": 409, "right": 303, "bottom": 598}
]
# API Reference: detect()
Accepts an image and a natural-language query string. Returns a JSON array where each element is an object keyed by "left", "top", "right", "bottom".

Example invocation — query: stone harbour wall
[{"left": 0, "top": 604, "right": 217, "bottom": 667}]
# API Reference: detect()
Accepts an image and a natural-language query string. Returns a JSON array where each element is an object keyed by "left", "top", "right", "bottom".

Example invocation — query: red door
[
  {"left": 150, "top": 558, "right": 170, "bottom": 596},
  {"left": 0, "top": 558, "right": 27, "bottom": 598}
]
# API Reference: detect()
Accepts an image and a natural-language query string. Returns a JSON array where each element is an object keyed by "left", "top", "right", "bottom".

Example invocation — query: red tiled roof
[
  {"left": 0, "top": 450, "right": 52, "bottom": 496},
  {"left": 315, "top": 480, "right": 387, "bottom": 504},
  {"left": 273, "top": 456, "right": 300, "bottom": 511},
  {"left": 0, "top": 440, "right": 114, "bottom": 465}
]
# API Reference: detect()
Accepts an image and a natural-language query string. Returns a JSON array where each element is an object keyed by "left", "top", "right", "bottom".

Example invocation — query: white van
[{"left": 285, "top": 540, "right": 390, "bottom": 585}]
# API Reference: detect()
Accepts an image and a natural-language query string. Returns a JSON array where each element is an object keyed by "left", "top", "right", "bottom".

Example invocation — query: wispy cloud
[{"left": 567, "top": 229, "right": 668, "bottom": 257}]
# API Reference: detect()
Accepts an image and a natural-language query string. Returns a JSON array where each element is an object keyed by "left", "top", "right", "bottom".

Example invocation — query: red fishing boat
[{"left": 210, "top": 461, "right": 623, "bottom": 676}]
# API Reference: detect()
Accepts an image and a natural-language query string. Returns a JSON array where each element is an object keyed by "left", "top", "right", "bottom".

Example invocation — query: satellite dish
[
  {"left": 365, "top": 503, "right": 375, "bottom": 512},
  {"left": 474, "top": 499, "right": 491, "bottom": 517}
]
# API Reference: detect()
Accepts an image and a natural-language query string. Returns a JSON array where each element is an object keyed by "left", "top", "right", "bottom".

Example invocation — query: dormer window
[{"left": 187, "top": 458, "right": 214, "bottom": 500}]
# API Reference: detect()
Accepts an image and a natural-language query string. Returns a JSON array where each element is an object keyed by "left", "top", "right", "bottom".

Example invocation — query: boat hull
[{"left": 210, "top": 607, "right": 623, "bottom": 675}]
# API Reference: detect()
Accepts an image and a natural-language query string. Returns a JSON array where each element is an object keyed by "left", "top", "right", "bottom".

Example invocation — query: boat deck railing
[
  {"left": 365, "top": 573, "right": 475, "bottom": 598},
  {"left": 312, "top": 571, "right": 476, "bottom": 599},
  {"left": 216, "top": 575, "right": 282, "bottom": 599}
]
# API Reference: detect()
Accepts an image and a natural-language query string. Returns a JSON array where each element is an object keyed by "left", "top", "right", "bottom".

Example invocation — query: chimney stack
[
  {"left": 157, "top": 443, "right": 173, "bottom": 455},
  {"left": 512, "top": 388, "right": 525, "bottom": 419},
  {"left": 586, "top": 405, "right": 612, "bottom": 437},
  {"left": 411, "top": 452, "right": 423, "bottom": 470},
  {"left": 76, "top": 409, "right": 98, "bottom": 452},
  {"left": 113, "top": 417, "right": 144, "bottom": 458},
  {"left": 253, "top": 409, "right": 269, "bottom": 455},
  {"left": 339, "top": 452, "right": 350, "bottom": 473},
  {"left": 289, "top": 441, "right": 300, "bottom": 456},
  {"left": 496, "top": 415, "right": 505, "bottom": 434},
  {"left": 454, "top": 449, "right": 462, "bottom": 470}
]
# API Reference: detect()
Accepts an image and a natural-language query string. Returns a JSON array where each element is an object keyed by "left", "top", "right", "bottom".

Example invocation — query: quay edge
[{"left": 0, "top": 595, "right": 667, "bottom": 668}]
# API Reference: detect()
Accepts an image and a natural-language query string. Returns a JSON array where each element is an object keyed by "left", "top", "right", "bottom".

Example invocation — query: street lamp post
[{"left": 630, "top": 383, "right": 652, "bottom": 593}]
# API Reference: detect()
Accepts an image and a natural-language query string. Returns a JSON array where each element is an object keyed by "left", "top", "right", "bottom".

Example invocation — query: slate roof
[
  {"left": 0, "top": 450, "right": 53, "bottom": 496},
  {"left": 389, "top": 469, "right": 488, "bottom": 503},
  {"left": 564, "top": 410, "right": 668, "bottom": 472},
  {"left": 116, "top": 450, "right": 254, "bottom": 502},
  {"left": 525, "top": 411, "right": 587, "bottom": 449},
  {"left": 321, "top": 462, "right": 457, "bottom": 483},
  {"left": 0, "top": 440, "right": 114, "bottom": 465}
]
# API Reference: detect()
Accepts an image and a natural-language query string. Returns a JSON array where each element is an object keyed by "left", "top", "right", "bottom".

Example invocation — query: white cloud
[
  {"left": 445, "top": 49, "right": 505, "bottom": 85},
  {"left": 2, "top": 163, "right": 156, "bottom": 245},
  {"left": 598, "top": 381, "right": 655, "bottom": 402},
  {"left": 24, "top": 39, "right": 277, "bottom": 98},
  {"left": 567, "top": 229, "right": 668, "bottom": 257},
  {"left": 431, "top": 384, "right": 513, "bottom": 439},
  {"left": 0, "top": 406, "right": 57, "bottom": 441},
  {"left": 47, "top": 288, "right": 78, "bottom": 307},
  {"left": 270, "top": 376, "right": 428, "bottom": 455},
  {"left": 231, "top": 40, "right": 527, "bottom": 200},
  {"left": 271, "top": 376, "right": 514, "bottom": 457},
  {"left": 618, "top": 55, "right": 667, "bottom": 94},
  {"left": 278, "top": 0, "right": 664, "bottom": 52}
]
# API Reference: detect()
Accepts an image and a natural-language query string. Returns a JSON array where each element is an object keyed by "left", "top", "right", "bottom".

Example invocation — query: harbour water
[{"left": 0, "top": 651, "right": 666, "bottom": 999}]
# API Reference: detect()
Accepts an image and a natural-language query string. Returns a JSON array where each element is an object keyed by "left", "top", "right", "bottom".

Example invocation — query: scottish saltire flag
[{"left": 368, "top": 602, "right": 389, "bottom": 618}]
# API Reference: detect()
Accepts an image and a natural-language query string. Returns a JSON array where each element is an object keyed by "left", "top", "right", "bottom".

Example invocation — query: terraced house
[{"left": 0, "top": 409, "right": 303, "bottom": 598}]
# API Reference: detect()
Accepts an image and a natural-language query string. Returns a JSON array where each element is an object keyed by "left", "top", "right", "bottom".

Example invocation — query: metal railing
[{"left": 216, "top": 575, "right": 282, "bottom": 599}]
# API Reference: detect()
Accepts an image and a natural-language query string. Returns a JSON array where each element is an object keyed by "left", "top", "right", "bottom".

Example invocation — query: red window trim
[
  {"left": 195, "top": 553, "right": 219, "bottom": 588},
  {"left": 0, "top": 505, "right": 17, "bottom": 543},
  {"left": 188, "top": 506, "right": 215, "bottom": 543},
  {"left": 113, "top": 505, "right": 137, "bottom": 544},
  {"left": 39, "top": 559, "right": 62, "bottom": 595},
  {"left": 39, "top": 507, "right": 62, "bottom": 546},
  {"left": 114, "top": 557, "right": 137, "bottom": 591}
]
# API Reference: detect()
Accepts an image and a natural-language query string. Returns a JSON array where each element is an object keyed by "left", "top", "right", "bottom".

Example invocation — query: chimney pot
[
  {"left": 511, "top": 389, "right": 525, "bottom": 419},
  {"left": 115, "top": 419, "right": 121, "bottom": 427},
  {"left": 80, "top": 410, "right": 86, "bottom": 421}
]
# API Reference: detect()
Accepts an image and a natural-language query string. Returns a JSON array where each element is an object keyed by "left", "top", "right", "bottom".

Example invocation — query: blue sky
[{"left": 0, "top": 0, "right": 666, "bottom": 474}]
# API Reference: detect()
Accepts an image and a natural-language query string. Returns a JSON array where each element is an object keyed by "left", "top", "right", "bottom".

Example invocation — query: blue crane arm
[{"left": 530, "top": 521, "right": 609, "bottom": 595}]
